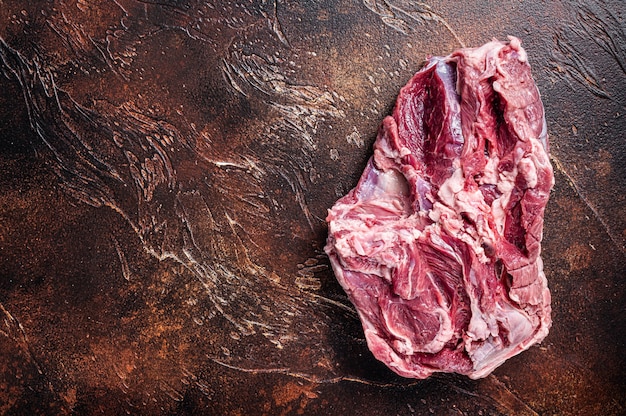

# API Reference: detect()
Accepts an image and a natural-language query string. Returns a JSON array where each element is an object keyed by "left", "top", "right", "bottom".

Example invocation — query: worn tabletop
[{"left": 1, "top": 1, "right": 624, "bottom": 414}]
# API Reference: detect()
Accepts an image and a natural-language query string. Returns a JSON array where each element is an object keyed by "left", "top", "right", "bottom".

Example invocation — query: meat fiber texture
[{"left": 325, "top": 37, "right": 554, "bottom": 380}]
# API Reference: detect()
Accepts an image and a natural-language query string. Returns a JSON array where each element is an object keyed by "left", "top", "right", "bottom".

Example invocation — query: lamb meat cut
[{"left": 325, "top": 37, "right": 554, "bottom": 379}]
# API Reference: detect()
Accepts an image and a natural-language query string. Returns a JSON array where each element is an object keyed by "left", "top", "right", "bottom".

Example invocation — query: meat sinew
[{"left": 325, "top": 37, "right": 554, "bottom": 379}]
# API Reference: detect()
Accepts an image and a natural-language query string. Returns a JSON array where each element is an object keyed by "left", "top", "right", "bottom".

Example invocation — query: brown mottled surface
[{"left": 1, "top": 1, "right": 624, "bottom": 415}]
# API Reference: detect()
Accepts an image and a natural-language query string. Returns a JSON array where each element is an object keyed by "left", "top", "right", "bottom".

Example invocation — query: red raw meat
[{"left": 325, "top": 37, "right": 554, "bottom": 379}]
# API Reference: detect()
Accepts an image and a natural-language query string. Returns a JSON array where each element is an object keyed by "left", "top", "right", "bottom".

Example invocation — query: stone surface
[{"left": 0, "top": 1, "right": 624, "bottom": 414}]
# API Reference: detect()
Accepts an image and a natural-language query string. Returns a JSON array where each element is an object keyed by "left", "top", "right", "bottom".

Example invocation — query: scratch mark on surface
[
  {"left": 160, "top": 381, "right": 184, "bottom": 402},
  {"left": 576, "top": 2, "right": 626, "bottom": 74},
  {"left": 111, "top": 0, "right": 130, "bottom": 16},
  {"left": 210, "top": 358, "right": 422, "bottom": 387},
  {"left": 269, "top": 0, "right": 289, "bottom": 47},
  {"left": 218, "top": 28, "right": 346, "bottom": 231},
  {"left": 363, "top": 0, "right": 465, "bottom": 47},
  {"left": 0, "top": 303, "right": 56, "bottom": 396},
  {"left": 476, "top": 374, "right": 540, "bottom": 416},
  {"left": 551, "top": 154, "right": 625, "bottom": 254},
  {"left": 113, "top": 237, "right": 132, "bottom": 281},
  {"left": 550, "top": 30, "right": 611, "bottom": 99},
  {"left": 307, "top": 293, "right": 357, "bottom": 316},
  {"left": 222, "top": 59, "right": 249, "bottom": 97}
]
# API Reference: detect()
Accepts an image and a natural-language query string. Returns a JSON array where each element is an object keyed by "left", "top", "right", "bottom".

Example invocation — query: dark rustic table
[{"left": 1, "top": 1, "right": 624, "bottom": 414}]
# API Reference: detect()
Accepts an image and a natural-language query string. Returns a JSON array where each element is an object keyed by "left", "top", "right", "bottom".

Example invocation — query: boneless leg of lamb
[{"left": 325, "top": 37, "right": 554, "bottom": 379}]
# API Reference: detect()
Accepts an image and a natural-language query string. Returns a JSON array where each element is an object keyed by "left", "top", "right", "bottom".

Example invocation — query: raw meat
[{"left": 325, "top": 37, "right": 554, "bottom": 379}]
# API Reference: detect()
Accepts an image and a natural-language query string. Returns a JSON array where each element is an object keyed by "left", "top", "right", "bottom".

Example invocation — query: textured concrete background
[{"left": 0, "top": 1, "right": 624, "bottom": 414}]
